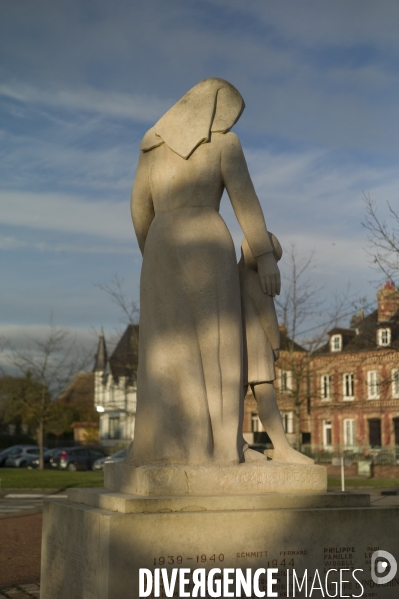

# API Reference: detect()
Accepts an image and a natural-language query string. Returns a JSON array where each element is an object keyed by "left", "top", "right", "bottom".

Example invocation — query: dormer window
[
  {"left": 378, "top": 327, "right": 391, "bottom": 347},
  {"left": 330, "top": 334, "right": 342, "bottom": 352}
]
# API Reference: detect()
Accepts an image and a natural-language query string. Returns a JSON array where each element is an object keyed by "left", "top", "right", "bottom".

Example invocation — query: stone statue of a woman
[{"left": 127, "top": 78, "right": 280, "bottom": 467}]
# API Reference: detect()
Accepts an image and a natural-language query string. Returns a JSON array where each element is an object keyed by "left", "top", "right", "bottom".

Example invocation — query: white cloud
[
  {"left": 2, "top": 145, "right": 399, "bottom": 257},
  {"left": 245, "top": 147, "right": 399, "bottom": 225},
  {"left": 1, "top": 132, "right": 137, "bottom": 194},
  {"left": 2, "top": 0, "right": 398, "bottom": 333},
  {"left": 0, "top": 324, "right": 98, "bottom": 373},
  {"left": 0, "top": 235, "right": 135, "bottom": 254},
  {"left": 0, "top": 191, "right": 135, "bottom": 242},
  {"left": 220, "top": 144, "right": 399, "bottom": 306},
  {"left": 0, "top": 82, "right": 170, "bottom": 123}
]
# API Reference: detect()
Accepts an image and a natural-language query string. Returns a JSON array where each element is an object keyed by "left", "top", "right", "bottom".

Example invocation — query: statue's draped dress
[{"left": 127, "top": 79, "right": 272, "bottom": 466}]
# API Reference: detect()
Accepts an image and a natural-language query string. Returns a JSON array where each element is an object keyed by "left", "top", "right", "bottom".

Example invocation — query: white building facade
[{"left": 94, "top": 326, "right": 138, "bottom": 448}]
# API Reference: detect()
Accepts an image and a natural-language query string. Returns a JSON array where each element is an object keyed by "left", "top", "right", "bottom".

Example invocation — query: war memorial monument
[{"left": 40, "top": 79, "right": 399, "bottom": 598}]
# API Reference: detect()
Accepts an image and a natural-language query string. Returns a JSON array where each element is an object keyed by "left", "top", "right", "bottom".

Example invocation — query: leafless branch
[
  {"left": 362, "top": 194, "right": 399, "bottom": 287},
  {"left": 95, "top": 274, "right": 139, "bottom": 324}
]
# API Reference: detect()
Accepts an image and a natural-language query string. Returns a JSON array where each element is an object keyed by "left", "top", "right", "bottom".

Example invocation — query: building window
[
  {"left": 109, "top": 417, "right": 120, "bottom": 439},
  {"left": 392, "top": 369, "right": 399, "bottom": 399},
  {"left": 330, "top": 335, "right": 342, "bottom": 352},
  {"left": 377, "top": 328, "right": 391, "bottom": 347},
  {"left": 393, "top": 418, "right": 399, "bottom": 446},
  {"left": 321, "top": 375, "right": 331, "bottom": 400},
  {"left": 280, "top": 411, "right": 294, "bottom": 434},
  {"left": 323, "top": 420, "right": 333, "bottom": 447},
  {"left": 368, "top": 418, "right": 381, "bottom": 448},
  {"left": 367, "top": 370, "right": 380, "bottom": 399},
  {"left": 251, "top": 412, "right": 263, "bottom": 433},
  {"left": 343, "top": 419, "right": 356, "bottom": 446},
  {"left": 343, "top": 373, "right": 354, "bottom": 400},
  {"left": 280, "top": 370, "right": 292, "bottom": 393},
  {"left": 7, "top": 424, "right": 16, "bottom": 436}
]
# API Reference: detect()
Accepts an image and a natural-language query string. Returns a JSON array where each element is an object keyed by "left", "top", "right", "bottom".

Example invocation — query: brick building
[
  {"left": 93, "top": 284, "right": 399, "bottom": 454},
  {"left": 311, "top": 282, "right": 399, "bottom": 451},
  {"left": 243, "top": 282, "right": 399, "bottom": 452}
]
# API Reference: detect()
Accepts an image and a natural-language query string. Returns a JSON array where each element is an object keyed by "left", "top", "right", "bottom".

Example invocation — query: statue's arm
[
  {"left": 221, "top": 132, "right": 281, "bottom": 296},
  {"left": 246, "top": 272, "right": 280, "bottom": 351},
  {"left": 130, "top": 151, "right": 155, "bottom": 255}
]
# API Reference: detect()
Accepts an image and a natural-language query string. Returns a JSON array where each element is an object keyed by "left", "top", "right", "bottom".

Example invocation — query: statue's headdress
[{"left": 141, "top": 78, "right": 245, "bottom": 159}]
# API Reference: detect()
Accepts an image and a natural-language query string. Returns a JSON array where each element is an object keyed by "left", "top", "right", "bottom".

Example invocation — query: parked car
[
  {"left": 0, "top": 445, "right": 27, "bottom": 467},
  {"left": 29, "top": 448, "right": 66, "bottom": 469},
  {"left": 4, "top": 445, "right": 47, "bottom": 468},
  {"left": 92, "top": 448, "right": 127, "bottom": 471},
  {"left": 51, "top": 447, "right": 107, "bottom": 471}
]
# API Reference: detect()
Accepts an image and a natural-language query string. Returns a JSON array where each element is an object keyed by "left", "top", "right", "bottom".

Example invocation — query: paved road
[{"left": 0, "top": 493, "right": 67, "bottom": 516}]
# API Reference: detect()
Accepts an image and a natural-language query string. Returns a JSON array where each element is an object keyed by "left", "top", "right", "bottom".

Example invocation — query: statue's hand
[{"left": 256, "top": 252, "right": 281, "bottom": 296}]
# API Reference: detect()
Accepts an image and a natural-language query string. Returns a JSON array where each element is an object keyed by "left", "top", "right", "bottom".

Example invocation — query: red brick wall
[{"left": 311, "top": 349, "right": 399, "bottom": 447}]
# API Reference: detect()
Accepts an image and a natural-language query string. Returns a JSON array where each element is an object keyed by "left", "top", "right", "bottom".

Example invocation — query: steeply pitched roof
[
  {"left": 318, "top": 307, "right": 399, "bottom": 354},
  {"left": 109, "top": 324, "right": 139, "bottom": 380},
  {"left": 280, "top": 331, "right": 306, "bottom": 352},
  {"left": 93, "top": 330, "right": 108, "bottom": 371}
]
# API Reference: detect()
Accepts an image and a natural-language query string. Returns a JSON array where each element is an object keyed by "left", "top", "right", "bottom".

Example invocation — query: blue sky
[{"left": 1, "top": 0, "right": 399, "bottom": 351}]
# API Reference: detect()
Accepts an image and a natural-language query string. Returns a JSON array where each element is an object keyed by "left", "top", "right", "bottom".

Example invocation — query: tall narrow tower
[{"left": 93, "top": 329, "right": 108, "bottom": 411}]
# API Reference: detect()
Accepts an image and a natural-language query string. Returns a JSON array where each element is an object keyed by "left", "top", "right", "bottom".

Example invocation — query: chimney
[
  {"left": 351, "top": 308, "right": 364, "bottom": 327},
  {"left": 377, "top": 281, "right": 399, "bottom": 322}
]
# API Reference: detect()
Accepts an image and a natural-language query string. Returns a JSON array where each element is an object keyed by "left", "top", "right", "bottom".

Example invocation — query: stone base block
[
  {"left": 104, "top": 460, "right": 327, "bottom": 495},
  {"left": 67, "top": 486, "right": 370, "bottom": 514},
  {"left": 40, "top": 489, "right": 399, "bottom": 599}
]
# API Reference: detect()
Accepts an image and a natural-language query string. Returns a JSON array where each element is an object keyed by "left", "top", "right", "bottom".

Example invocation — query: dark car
[
  {"left": 4, "top": 445, "right": 47, "bottom": 468},
  {"left": 30, "top": 448, "right": 65, "bottom": 469},
  {"left": 51, "top": 447, "right": 107, "bottom": 471},
  {"left": 92, "top": 448, "right": 127, "bottom": 470}
]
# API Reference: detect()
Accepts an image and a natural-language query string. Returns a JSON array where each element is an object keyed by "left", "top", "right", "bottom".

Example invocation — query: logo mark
[{"left": 371, "top": 550, "right": 397, "bottom": 585}]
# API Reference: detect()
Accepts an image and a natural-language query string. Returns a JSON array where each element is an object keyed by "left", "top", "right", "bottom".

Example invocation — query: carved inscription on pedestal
[{"left": 44, "top": 528, "right": 98, "bottom": 599}]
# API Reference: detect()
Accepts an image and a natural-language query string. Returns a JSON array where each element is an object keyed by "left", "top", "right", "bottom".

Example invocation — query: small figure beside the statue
[{"left": 239, "top": 234, "right": 313, "bottom": 465}]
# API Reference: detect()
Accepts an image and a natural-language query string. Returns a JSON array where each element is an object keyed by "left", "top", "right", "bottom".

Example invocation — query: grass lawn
[
  {"left": 328, "top": 476, "right": 399, "bottom": 488},
  {"left": 1, "top": 468, "right": 398, "bottom": 491},
  {"left": 0, "top": 467, "right": 104, "bottom": 489}
]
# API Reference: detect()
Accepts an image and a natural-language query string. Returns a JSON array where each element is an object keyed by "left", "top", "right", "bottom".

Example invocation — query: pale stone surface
[
  {"left": 239, "top": 236, "right": 314, "bottom": 466},
  {"left": 40, "top": 496, "right": 399, "bottom": 599},
  {"left": 240, "top": 235, "right": 281, "bottom": 386},
  {"left": 141, "top": 78, "right": 245, "bottom": 160},
  {"left": 128, "top": 78, "right": 282, "bottom": 469},
  {"left": 68, "top": 487, "right": 370, "bottom": 514},
  {"left": 104, "top": 461, "right": 327, "bottom": 496}
]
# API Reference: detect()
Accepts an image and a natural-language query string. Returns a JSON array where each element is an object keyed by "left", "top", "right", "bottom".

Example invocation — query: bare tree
[
  {"left": 1, "top": 321, "right": 92, "bottom": 469},
  {"left": 96, "top": 274, "right": 139, "bottom": 325},
  {"left": 275, "top": 244, "right": 351, "bottom": 449},
  {"left": 363, "top": 193, "right": 399, "bottom": 287}
]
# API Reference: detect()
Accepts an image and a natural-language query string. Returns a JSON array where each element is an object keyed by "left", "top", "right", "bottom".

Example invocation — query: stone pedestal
[
  {"left": 40, "top": 488, "right": 399, "bottom": 599},
  {"left": 104, "top": 461, "right": 327, "bottom": 495}
]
